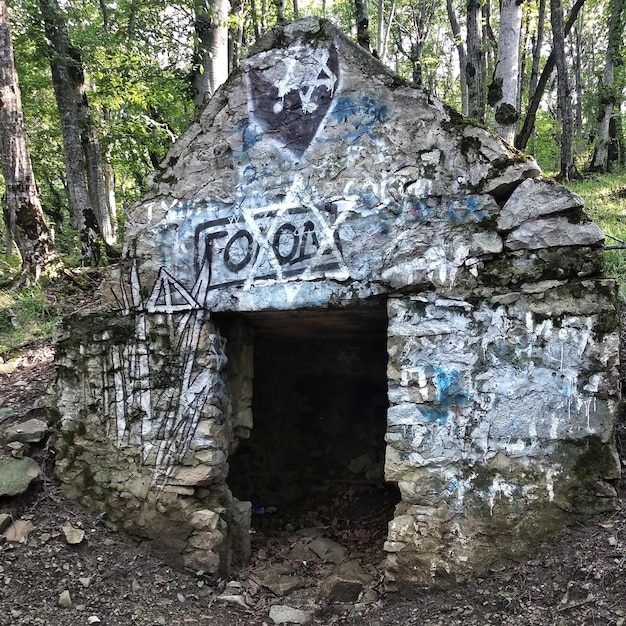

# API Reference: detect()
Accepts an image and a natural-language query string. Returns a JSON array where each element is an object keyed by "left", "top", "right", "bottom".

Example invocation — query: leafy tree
[
  {"left": 515, "top": 0, "right": 586, "bottom": 152},
  {"left": 488, "top": 0, "right": 524, "bottom": 144},
  {"left": 589, "top": 0, "right": 625, "bottom": 171},
  {"left": 192, "top": 0, "right": 230, "bottom": 115},
  {"left": 0, "top": 0, "right": 59, "bottom": 284},
  {"left": 550, "top": 0, "right": 581, "bottom": 179},
  {"left": 38, "top": 0, "right": 113, "bottom": 264},
  {"left": 466, "top": 0, "right": 486, "bottom": 122}
]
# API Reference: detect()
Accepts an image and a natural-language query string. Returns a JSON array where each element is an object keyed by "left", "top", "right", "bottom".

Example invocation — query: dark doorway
[
  {"left": 227, "top": 306, "right": 391, "bottom": 508},
  {"left": 222, "top": 304, "right": 400, "bottom": 574}
]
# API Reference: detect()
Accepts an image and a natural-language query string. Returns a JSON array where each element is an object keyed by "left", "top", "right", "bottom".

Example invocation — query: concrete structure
[{"left": 51, "top": 19, "right": 621, "bottom": 589}]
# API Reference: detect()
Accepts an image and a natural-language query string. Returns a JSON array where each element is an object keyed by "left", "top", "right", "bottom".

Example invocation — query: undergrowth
[
  {"left": 566, "top": 171, "right": 626, "bottom": 302},
  {"left": 0, "top": 285, "right": 59, "bottom": 357}
]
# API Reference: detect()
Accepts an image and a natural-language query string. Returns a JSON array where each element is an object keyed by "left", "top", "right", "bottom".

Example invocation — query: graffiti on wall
[
  {"left": 106, "top": 260, "right": 228, "bottom": 486},
  {"left": 246, "top": 42, "right": 339, "bottom": 155},
  {"left": 193, "top": 202, "right": 349, "bottom": 291}
]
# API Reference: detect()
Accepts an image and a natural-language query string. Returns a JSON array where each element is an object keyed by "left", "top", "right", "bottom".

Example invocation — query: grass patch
[
  {"left": 565, "top": 171, "right": 626, "bottom": 301},
  {"left": 0, "top": 285, "right": 60, "bottom": 357}
]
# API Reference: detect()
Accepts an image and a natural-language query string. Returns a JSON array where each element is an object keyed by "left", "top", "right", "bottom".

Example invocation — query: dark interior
[{"left": 226, "top": 305, "right": 394, "bottom": 511}]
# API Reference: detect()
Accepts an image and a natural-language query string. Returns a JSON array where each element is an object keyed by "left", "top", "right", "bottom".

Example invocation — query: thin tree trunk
[
  {"left": 446, "top": 0, "right": 468, "bottom": 115},
  {"left": 381, "top": 0, "right": 396, "bottom": 63},
  {"left": 229, "top": 0, "right": 243, "bottom": 72},
  {"left": 573, "top": 11, "right": 583, "bottom": 141},
  {"left": 96, "top": 0, "right": 117, "bottom": 244},
  {"left": 377, "top": 0, "right": 384, "bottom": 55},
  {"left": 249, "top": 0, "right": 260, "bottom": 42},
  {"left": 608, "top": 114, "right": 625, "bottom": 166},
  {"left": 589, "top": 0, "right": 625, "bottom": 172},
  {"left": 192, "top": 0, "right": 230, "bottom": 115},
  {"left": 466, "top": 0, "right": 485, "bottom": 122},
  {"left": 515, "top": 0, "right": 586, "bottom": 150},
  {"left": 39, "top": 0, "right": 101, "bottom": 265},
  {"left": 527, "top": 0, "right": 546, "bottom": 103},
  {"left": 550, "top": 0, "right": 579, "bottom": 180},
  {"left": 0, "top": 0, "right": 59, "bottom": 284},
  {"left": 482, "top": 0, "right": 497, "bottom": 87},
  {"left": 489, "top": 0, "right": 524, "bottom": 143},
  {"left": 274, "top": 0, "right": 286, "bottom": 22},
  {"left": 80, "top": 106, "right": 116, "bottom": 245},
  {"left": 355, "top": 0, "right": 371, "bottom": 52},
  {"left": 517, "top": 6, "right": 530, "bottom": 118},
  {"left": 127, "top": 0, "right": 137, "bottom": 37}
]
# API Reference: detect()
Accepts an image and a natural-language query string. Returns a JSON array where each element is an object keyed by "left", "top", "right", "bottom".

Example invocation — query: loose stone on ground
[
  {"left": 0, "top": 456, "right": 39, "bottom": 496},
  {"left": 3, "top": 418, "right": 48, "bottom": 444}
]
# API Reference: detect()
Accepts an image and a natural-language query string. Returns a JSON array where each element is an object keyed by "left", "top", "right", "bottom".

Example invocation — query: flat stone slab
[
  {"left": 258, "top": 563, "right": 305, "bottom": 597},
  {"left": 319, "top": 559, "right": 373, "bottom": 602},
  {"left": 3, "top": 418, "right": 48, "bottom": 444},
  {"left": 498, "top": 178, "right": 585, "bottom": 230},
  {"left": 505, "top": 217, "right": 604, "bottom": 250},
  {"left": 269, "top": 605, "right": 312, "bottom": 625},
  {"left": 0, "top": 456, "right": 39, "bottom": 496},
  {"left": 309, "top": 537, "right": 346, "bottom": 564}
]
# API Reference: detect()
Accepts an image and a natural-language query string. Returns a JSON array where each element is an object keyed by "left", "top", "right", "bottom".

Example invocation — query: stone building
[{"left": 51, "top": 18, "right": 621, "bottom": 588}]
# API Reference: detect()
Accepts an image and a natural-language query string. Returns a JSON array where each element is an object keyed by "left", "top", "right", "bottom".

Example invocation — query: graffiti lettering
[
  {"left": 224, "top": 230, "right": 255, "bottom": 272},
  {"left": 194, "top": 205, "right": 347, "bottom": 290}
]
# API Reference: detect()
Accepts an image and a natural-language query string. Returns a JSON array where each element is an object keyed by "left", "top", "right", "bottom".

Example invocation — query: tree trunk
[
  {"left": 482, "top": 0, "right": 497, "bottom": 86},
  {"left": 355, "top": 0, "right": 371, "bottom": 52},
  {"left": 517, "top": 6, "right": 530, "bottom": 118},
  {"left": 550, "top": 0, "right": 579, "bottom": 180},
  {"left": 38, "top": 0, "right": 102, "bottom": 265},
  {"left": 380, "top": 0, "right": 396, "bottom": 63},
  {"left": 527, "top": 0, "right": 546, "bottom": 104},
  {"left": 515, "top": 0, "right": 586, "bottom": 150},
  {"left": 489, "top": 0, "right": 524, "bottom": 144},
  {"left": 249, "top": 0, "right": 260, "bottom": 42},
  {"left": 446, "top": 0, "right": 468, "bottom": 115},
  {"left": 0, "top": 0, "right": 59, "bottom": 284},
  {"left": 274, "top": 0, "right": 286, "bottom": 22},
  {"left": 589, "top": 0, "right": 625, "bottom": 172},
  {"left": 81, "top": 111, "right": 116, "bottom": 246},
  {"left": 229, "top": 0, "right": 244, "bottom": 73},
  {"left": 377, "top": 0, "right": 384, "bottom": 55},
  {"left": 466, "top": 0, "right": 485, "bottom": 122},
  {"left": 573, "top": 12, "right": 583, "bottom": 141},
  {"left": 192, "top": 0, "right": 230, "bottom": 115},
  {"left": 608, "top": 114, "right": 625, "bottom": 166}
]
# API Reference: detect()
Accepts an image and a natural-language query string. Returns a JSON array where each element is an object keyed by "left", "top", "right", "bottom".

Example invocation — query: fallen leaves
[{"left": 3, "top": 519, "right": 35, "bottom": 543}]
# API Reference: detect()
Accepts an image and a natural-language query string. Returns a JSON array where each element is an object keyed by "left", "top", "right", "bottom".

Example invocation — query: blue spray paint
[
  {"left": 445, "top": 196, "right": 487, "bottom": 224},
  {"left": 420, "top": 367, "right": 469, "bottom": 425},
  {"left": 329, "top": 95, "right": 389, "bottom": 142}
]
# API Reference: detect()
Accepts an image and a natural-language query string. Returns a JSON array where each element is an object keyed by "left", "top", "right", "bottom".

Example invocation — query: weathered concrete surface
[{"left": 50, "top": 18, "right": 620, "bottom": 588}]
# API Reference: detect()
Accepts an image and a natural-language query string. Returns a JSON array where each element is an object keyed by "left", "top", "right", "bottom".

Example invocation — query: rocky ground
[{"left": 0, "top": 343, "right": 625, "bottom": 626}]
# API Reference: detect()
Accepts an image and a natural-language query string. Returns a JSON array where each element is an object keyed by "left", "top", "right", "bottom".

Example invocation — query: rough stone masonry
[{"left": 51, "top": 18, "right": 621, "bottom": 589}]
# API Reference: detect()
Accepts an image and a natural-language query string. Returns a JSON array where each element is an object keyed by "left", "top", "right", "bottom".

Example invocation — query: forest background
[{"left": 0, "top": 0, "right": 626, "bottom": 353}]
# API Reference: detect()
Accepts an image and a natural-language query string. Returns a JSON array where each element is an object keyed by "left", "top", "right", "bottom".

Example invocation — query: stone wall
[{"left": 51, "top": 18, "right": 620, "bottom": 587}]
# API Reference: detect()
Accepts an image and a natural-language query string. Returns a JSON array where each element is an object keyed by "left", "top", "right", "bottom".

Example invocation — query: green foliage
[
  {"left": 0, "top": 285, "right": 59, "bottom": 356},
  {"left": 6, "top": 0, "right": 195, "bottom": 246},
  {"left": 566, "top": 172, "right": 626, "bottom": 301},
  {"left": 530, "top": 110, "right": 560, "bottom": 174}
]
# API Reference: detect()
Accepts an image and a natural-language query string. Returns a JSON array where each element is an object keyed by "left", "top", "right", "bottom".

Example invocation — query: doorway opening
[{"left": 221, "top": 304, "right": 399, "bottom": 565}]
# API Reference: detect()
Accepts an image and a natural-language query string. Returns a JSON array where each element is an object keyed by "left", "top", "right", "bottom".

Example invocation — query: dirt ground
[{"left": 1, "top": 342, "right": 625, "bottom": 626}]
